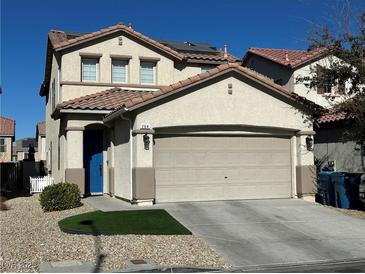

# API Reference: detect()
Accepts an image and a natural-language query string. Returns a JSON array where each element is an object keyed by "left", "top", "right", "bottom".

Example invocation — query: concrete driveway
[
  {"left": 160, "top": 199, "right": 365, "bottom": 268},
  {"left": 86, "top": 197, "right": 365, "bottom": 268}
]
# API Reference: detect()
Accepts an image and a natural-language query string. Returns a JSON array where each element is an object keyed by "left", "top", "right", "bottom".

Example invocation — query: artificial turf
[{"left": 58, "top": 209, "right": 192, "bottom": 235}]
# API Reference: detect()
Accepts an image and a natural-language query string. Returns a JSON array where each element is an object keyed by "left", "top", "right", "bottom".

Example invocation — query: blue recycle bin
[
  {"left": 331, "top": 172, "right": 361, "bottom": 209},
  {"left": 318, "top": 172, "right": 336, "bottom": 206}
]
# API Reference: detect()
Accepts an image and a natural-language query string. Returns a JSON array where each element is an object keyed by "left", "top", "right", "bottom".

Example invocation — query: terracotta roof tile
[
  {"left": 37, "top": 122, "right": 46, "bottom": 136},
  {"left": 245, "top": 47, "right": 327, "bottom": 68},
  {"left": 54, "top": 88, "right": 155, "bottom": 115},
  {"left": 0, "top": 116, "right": 15, "bottom": 136},
  {"left": 318, "top": 109, "right": 350, "bottom": 124},
  {"left": 48, "top": 24, "right": 184, "bottom": 61}
]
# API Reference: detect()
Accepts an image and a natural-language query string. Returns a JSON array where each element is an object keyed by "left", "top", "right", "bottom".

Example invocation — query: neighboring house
[
  {"left": 242, "top": 47, "right": 346, "bottom": 108},
  {"left": 40, "top": 23, "right": 319, "bottom": 204},
  {"left": 242, "top": 47, "right": 362, "bottom": 174},
  {"left": 36, "top": 122, "right": 46, "bottom": 162},
  {"left": 13, "top": 137, "right": 38, "bottom": 161},
  {"left": 314, "top": 110, "right": 364, "bottom": 173},
  {"left": 0, "top": 116, "right": 15, "bottom": 163}
]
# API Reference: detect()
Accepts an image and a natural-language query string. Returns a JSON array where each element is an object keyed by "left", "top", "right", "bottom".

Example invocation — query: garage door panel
[{"left": 154, "top": 136, "right": 292, "bottom": 202}]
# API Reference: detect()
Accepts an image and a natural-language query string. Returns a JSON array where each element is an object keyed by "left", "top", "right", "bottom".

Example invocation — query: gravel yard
[{"left": 0, "top": 195, "right": 230, "bottom": 272}]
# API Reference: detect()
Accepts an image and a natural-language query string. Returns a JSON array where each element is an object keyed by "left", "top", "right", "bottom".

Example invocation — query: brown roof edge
[
  {"left": 51, "top": 23, "right": 184, "bottom": 61},
  {"left": 242, "top": 47, "right": 328, "bottom": 69},
  {"left": 104, "top": 63, "right": 322, "bottom": 122}
]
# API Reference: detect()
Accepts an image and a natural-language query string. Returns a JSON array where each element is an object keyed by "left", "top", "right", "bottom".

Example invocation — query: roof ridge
[
  {"left": 51, "top": 23, "right": 184, "bottom": 60},
  {"left": 250, "top": 47, "right": 307, "bottom": 52}
]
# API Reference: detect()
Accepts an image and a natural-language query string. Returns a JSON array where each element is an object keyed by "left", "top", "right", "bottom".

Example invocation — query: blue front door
[{"left": 84, "top": 130, "right": 103, "bottom": 194}]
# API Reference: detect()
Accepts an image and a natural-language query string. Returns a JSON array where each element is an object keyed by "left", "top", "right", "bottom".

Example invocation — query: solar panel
[{"left": 159, "top": 40, "right": 219, "bottom": 54}]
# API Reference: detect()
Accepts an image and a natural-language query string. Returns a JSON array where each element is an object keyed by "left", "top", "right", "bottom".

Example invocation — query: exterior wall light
[
  {"left": 306, "top": 136, "right": 314, "bottom": 151},
  {"left": 143, "top": 134, "right": 150, "bottom": 150}
]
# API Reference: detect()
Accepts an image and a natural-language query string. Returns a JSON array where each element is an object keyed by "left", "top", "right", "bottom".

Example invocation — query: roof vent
[
  {"left": 224, "top": 44, "right": 228, "bottom": 59},
  {"left": 285, "top": 51, "right": 289, "bottom": 61}
]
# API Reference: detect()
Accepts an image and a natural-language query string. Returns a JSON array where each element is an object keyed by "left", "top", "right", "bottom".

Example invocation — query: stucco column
[
  {"left": 131, "top": 128, "right": 155, "bottom": 205},
  {"left": 65, "top": 127, "right": 85, "bottom": 195},
  {"left": 296, "top": 131, "right": 316, "bottom": 201}
]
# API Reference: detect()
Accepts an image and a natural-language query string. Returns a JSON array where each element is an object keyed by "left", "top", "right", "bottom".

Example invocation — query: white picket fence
[{"left": 30, "top": 176, "right": 54, "bottom": 194}]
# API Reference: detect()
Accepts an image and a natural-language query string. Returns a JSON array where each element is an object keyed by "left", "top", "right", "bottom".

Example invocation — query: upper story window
[
  {"left": 140, "top": 62, "right": 156, "bottom": 84},
  {"left": 81, "top": 58, "right": 98, "bottom": 82},
  {"left": 0, "top": 138, "right": 6, "bottom": 152},
  {"left": 112, "top": 60, "right": 128, "bottom": 83},
  {"left": 316, "top": 65, "right": 331, "bottom": 94},
  {"left": 316, "top": 64, "right": 345, "bottom": 95}
]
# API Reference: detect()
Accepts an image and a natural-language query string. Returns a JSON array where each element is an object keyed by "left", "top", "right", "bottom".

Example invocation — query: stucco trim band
[
  {"left": 296, "top": 130, "right": 316, "bottom": 136},
  {"left": 65, "top": 126, "right": 85, "bottom": 131},
  {"left": 79, "top": 52, "right": 103, "bottom": 58}
]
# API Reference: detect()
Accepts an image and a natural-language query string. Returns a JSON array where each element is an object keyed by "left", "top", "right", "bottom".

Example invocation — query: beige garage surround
[{"left": 154, "top": 135, "right": 292, "bottom": 203}]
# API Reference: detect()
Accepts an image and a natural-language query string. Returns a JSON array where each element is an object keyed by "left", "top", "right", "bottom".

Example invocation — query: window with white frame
[
  {"left": 81, "top": 58, "right": 98, "bottom": 82},
  {"left": 0, "top": 138, "right": 6, "bottom": 152},
  {"left": 140, "top": 62, "right": 156, "bottom": 84},
  {"left": 112, "top": 60, "right": 128, "bottom": 83}
]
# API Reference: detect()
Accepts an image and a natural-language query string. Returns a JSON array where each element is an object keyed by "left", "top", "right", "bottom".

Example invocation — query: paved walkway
[{"left": 85, "top": 196, "right": 365, "bottom": 268}]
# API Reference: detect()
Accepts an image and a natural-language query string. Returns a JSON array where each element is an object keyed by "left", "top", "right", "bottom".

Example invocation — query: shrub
[{"left": 39, "top": 182, "right": 81, "bottom": 212}]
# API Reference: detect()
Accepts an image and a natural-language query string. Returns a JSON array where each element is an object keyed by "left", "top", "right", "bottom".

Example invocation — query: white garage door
[{"left": 154, "top": 135, "right": 292, "bottom": 202}]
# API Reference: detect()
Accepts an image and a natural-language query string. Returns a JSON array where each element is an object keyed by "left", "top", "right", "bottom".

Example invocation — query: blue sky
[{"left": 1, "top": 0, "right": 364, "bottom": 139}]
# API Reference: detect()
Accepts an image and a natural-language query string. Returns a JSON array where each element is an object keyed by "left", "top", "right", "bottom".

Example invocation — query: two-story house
[
  {"left": 40, "top": 23, "right": 320, "bottom": 205},
  {"left": 0, "top": 116, "right": 15, "bottom": 163},
  {"left": 242, "top": 47, "right": 362, "bottom": 173}
]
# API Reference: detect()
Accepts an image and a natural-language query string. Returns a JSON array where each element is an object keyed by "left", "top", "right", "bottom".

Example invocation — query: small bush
[{"left": 39, "top": 182, "right": 81, "bottom": 212}]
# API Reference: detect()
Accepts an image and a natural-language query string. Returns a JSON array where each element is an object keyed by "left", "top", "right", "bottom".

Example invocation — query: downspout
[{"left": 119, "top": 112, "right": 133, "bottom": 202}]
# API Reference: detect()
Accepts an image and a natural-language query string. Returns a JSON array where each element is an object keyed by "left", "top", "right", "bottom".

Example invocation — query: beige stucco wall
[
  {"left": 37, "top": 136, "right": 46, "bottom": 161},
  {"left": 112, "top": 118, "right": 131, "bottom": 199},
  {"left": 293, "top": 56, "right": 346, "bottom": 108},
  {"left": 0, "top": 137, "right": 12, "bottom": 163},
  {"left": 45, "top": 52, "right": 62, "bottom": 182},
  {"left": 134, "top": 75, "right": 313, "bottom": 132},
  {"left": 60, "top": 33, "right": 208, "bottom": 101}
]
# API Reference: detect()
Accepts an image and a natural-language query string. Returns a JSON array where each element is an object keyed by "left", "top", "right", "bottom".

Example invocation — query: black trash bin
[
  {"left": 318, "top": 172, "right": 336, "bottom": 206},
  {"left": 331, "top": 172, "right": 361, "bottom": 209}
]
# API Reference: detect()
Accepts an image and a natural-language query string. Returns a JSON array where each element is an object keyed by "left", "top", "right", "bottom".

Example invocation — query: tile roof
[
  {"left": 0, "top": 116, "right": 15, "bottom": 136},
  {"left": 182, "top": 52, "right": 239, "bottom": 63},
  {"left": 54, "top": 63, "right": 321, "bottom": 119},
  {"left": 53, "top": 88, "right": 159, "bottom": 117},
  {"left": 244, "top": 47, "right": 327, "bottom": 68},
  {"left": 37, "top": 122, "right": 46, "bottom": 136},
  {"left": 48, "top": 23, "right": 240, "bottom": 63},
  {"left": 49, "top": 23, "right": 183, "bottom": 61},
  {"left": 318, "top": 109, "right": 350, "bottom": 124}
]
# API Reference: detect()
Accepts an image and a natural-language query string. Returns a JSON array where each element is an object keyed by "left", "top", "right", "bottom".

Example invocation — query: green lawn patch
[{"left": 58, "top": 209, "right": 192, "bottom": 235}]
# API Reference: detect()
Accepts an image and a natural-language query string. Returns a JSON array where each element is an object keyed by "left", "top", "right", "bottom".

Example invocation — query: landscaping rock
[{"left": 0, "top": 195, "right": 230, "bottom": 272}]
